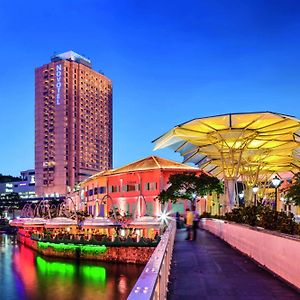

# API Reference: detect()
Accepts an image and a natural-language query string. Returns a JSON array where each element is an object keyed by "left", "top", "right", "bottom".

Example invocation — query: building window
[
  {"left": 123, "top": 184, "right": 140, "bottom": 192},
  {"left": 98, "top": 186, "right": 106, "bottom": 194},
  {"left": 145, "top": 182, "right": 157, "bottom": 191},
  {"left": 108, "top": 185, "right": 119, "bottom": 193}
]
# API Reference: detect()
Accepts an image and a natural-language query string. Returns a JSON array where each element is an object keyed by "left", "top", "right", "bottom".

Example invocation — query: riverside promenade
[{"left": 167, "top": 228, "right": 300, "bottom": 300}]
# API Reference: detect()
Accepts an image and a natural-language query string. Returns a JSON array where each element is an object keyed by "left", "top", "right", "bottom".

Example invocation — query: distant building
[
  {"left": 79, "top": 156, "right": 204, "bottom": 217},
  {"left": 0, "top": 169, "right": 36, "bottom": 199},
  {"left": 35, "top": 51, "right": 113, "bottom": 197}
]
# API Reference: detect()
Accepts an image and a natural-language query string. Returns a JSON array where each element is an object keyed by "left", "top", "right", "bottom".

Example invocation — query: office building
[{"left": 0, "top": 169, "right": 36, "bottom": 199}]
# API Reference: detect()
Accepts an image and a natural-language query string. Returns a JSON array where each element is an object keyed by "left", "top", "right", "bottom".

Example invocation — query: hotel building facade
[{"left": 35, "top": 51, "right": 112, "bottom": 197}]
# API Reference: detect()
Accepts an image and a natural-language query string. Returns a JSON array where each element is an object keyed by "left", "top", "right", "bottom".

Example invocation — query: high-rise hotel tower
[{"left": 35, "top": 51, "right": 112, "bottom": 196}]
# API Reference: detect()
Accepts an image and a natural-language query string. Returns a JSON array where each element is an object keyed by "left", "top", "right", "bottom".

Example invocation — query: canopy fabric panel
[{"left": 153, "top": 112, "right": 300, "bottom": 180}]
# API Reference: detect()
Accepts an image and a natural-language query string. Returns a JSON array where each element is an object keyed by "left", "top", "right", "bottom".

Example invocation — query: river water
[{"left": 0, "top": 234, "right": 144, "bottom": 300}]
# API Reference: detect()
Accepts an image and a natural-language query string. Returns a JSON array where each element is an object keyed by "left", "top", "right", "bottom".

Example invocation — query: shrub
[
  {"left": 223, "top": 205, "right": 300, "bottom": 235},
  {"left": 200, "top": 212, "right": 212, "bottom": 218}
]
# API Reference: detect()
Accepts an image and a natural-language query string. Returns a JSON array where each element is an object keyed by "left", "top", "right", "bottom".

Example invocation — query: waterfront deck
[{"left": 168, "top": 228, "right": 300, "bottom": 300}]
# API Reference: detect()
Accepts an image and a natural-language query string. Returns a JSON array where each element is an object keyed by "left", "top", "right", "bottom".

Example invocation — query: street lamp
[
  {"left": 271, "top": 176, "right": 281, "bottom": 211},
  {"left": 238, "top": 191, "right": 244, "bottom": 206},
  {"left": 192, "top": 193, "right": 197, "bottom": 203},
  {"left": 252, "top": 185, "right": 259, "bottom": 206}
]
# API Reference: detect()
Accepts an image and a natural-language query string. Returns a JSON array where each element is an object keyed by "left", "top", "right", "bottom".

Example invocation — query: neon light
[
  {"left": 37, "top": 241, "right": 107, "bottom": 254},
  {"left": 56, "top": 64, "right": 62, "bottom": 105},
  {"left": 80, "top": 244, "right": 107, "bottom": 254}
]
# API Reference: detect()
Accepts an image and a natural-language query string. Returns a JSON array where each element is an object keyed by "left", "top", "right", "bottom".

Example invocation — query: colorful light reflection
[
  {"left": 36, "top": 256, "right": 75, "bottom": 277},
  {"left": 4, "top": 236, "right": 142, "bottom": 300},
  {"left": 36, "top": 256, "right": 107, "bottom": 284},
  {"left": 80, "top": 265, "right": 107, "bottom": 283}
]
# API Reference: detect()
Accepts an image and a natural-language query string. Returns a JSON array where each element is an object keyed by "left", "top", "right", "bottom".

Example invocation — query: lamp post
[
  {"left": 252, "top": 185, "right": 259, "bottom": 206},
  {"left": 271, "top": 176, "right": 281, "bottom": 211}
]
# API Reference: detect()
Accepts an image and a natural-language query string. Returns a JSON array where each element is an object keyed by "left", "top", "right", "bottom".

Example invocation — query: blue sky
[{"left": 1, "top": 0, "right": 300, "bottom": 176}]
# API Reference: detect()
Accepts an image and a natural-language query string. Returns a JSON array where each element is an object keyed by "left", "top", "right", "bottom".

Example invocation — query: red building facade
[{"left": 80, "top": 156, "right": 202, "bottom": 217}]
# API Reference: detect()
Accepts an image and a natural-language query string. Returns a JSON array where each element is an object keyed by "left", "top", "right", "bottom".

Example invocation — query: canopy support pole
[{"left": 224, "top": 178, "right": 237, "bottom": 212}]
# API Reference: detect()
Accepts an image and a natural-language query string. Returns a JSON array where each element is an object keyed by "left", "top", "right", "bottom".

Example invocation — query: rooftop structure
[
  {"left": 83, "top": 155, "right": 198, "bottom": 183},
  {"left": 51, "top": 51, "right": 91, "bottom": 68}
]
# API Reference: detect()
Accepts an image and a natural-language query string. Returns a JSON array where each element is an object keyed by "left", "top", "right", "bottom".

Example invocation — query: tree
[
  {"left": 0, "top": 174, "right": 22, "bottom": 183},
  {"left": 157, "top": 172, "right": 223, "bottom": 205},
  {"left": 285, "top": 173, "right": 300, "bottom": 206}
]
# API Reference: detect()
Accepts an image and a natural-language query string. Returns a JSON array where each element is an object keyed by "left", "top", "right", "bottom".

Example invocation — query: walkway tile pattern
[{"left": 167, "top": 228, "right": 300, "bottom": 300}]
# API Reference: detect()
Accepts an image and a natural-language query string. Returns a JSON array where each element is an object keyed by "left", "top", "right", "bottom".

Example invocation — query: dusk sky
[{"left": 1, "top": 0, "right": 300, "bottom": 176}]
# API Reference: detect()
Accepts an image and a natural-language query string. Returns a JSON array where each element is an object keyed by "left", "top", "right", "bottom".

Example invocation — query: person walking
[
  {"left": 185, "top": 208, "right": 194, "bottom": 240},
  {"left": 191, "top": 205, "right": 199, "bottom": 241}
]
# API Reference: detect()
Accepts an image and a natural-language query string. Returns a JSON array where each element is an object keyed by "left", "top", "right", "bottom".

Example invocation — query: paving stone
[{"left": 167, "top": 228, "right": 300, "bottom": 300}]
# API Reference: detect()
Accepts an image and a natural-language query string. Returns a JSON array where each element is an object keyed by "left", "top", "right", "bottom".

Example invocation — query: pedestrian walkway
[{"left": 167, "top": 228, "right": 300, "bottom": 300}]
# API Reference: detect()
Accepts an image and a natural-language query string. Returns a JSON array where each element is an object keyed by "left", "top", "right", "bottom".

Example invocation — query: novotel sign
[{"left": 56, "top": 64, "right": 62, "bottom": 105}]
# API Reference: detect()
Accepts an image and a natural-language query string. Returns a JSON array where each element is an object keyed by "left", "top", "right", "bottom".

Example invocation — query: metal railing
[{"left": 127, "top": 219, "right": 176, "bottom": 300}]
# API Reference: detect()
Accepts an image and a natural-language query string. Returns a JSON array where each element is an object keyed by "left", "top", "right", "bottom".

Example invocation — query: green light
[
  {"left": 36, "top": 256, "right": 107, "bottom": 284},
  {"left": 37, "top": 241, "right": 107, "bottom": 254},
  {"left": 36, "top": 256, "right": 75, "bottom": 277},
  {"left": 80, "top": 244, "right": 108, "bottom": 254},
  {"left": 80, "top": 265, "right": 106, "bottom": 283}
]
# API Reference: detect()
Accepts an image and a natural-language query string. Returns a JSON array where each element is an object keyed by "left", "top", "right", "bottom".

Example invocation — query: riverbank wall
[{"left": 18, "top": 233, "right": 154, "bottom": 264}]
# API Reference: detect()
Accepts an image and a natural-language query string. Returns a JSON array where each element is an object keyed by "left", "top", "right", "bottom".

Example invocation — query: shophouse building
[{"left": 80, "top": 156, "right": 204, "bottom": 217}]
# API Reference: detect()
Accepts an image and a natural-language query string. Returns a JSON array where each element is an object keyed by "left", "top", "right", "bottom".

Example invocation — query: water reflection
[{"left": 0, "top": 234, "right": 144, "bottom": 300}]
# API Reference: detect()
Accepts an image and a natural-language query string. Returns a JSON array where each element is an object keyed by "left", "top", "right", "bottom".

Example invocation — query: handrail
[{"left": 127, "top": 219, "right": 176, "bottom": 300}]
